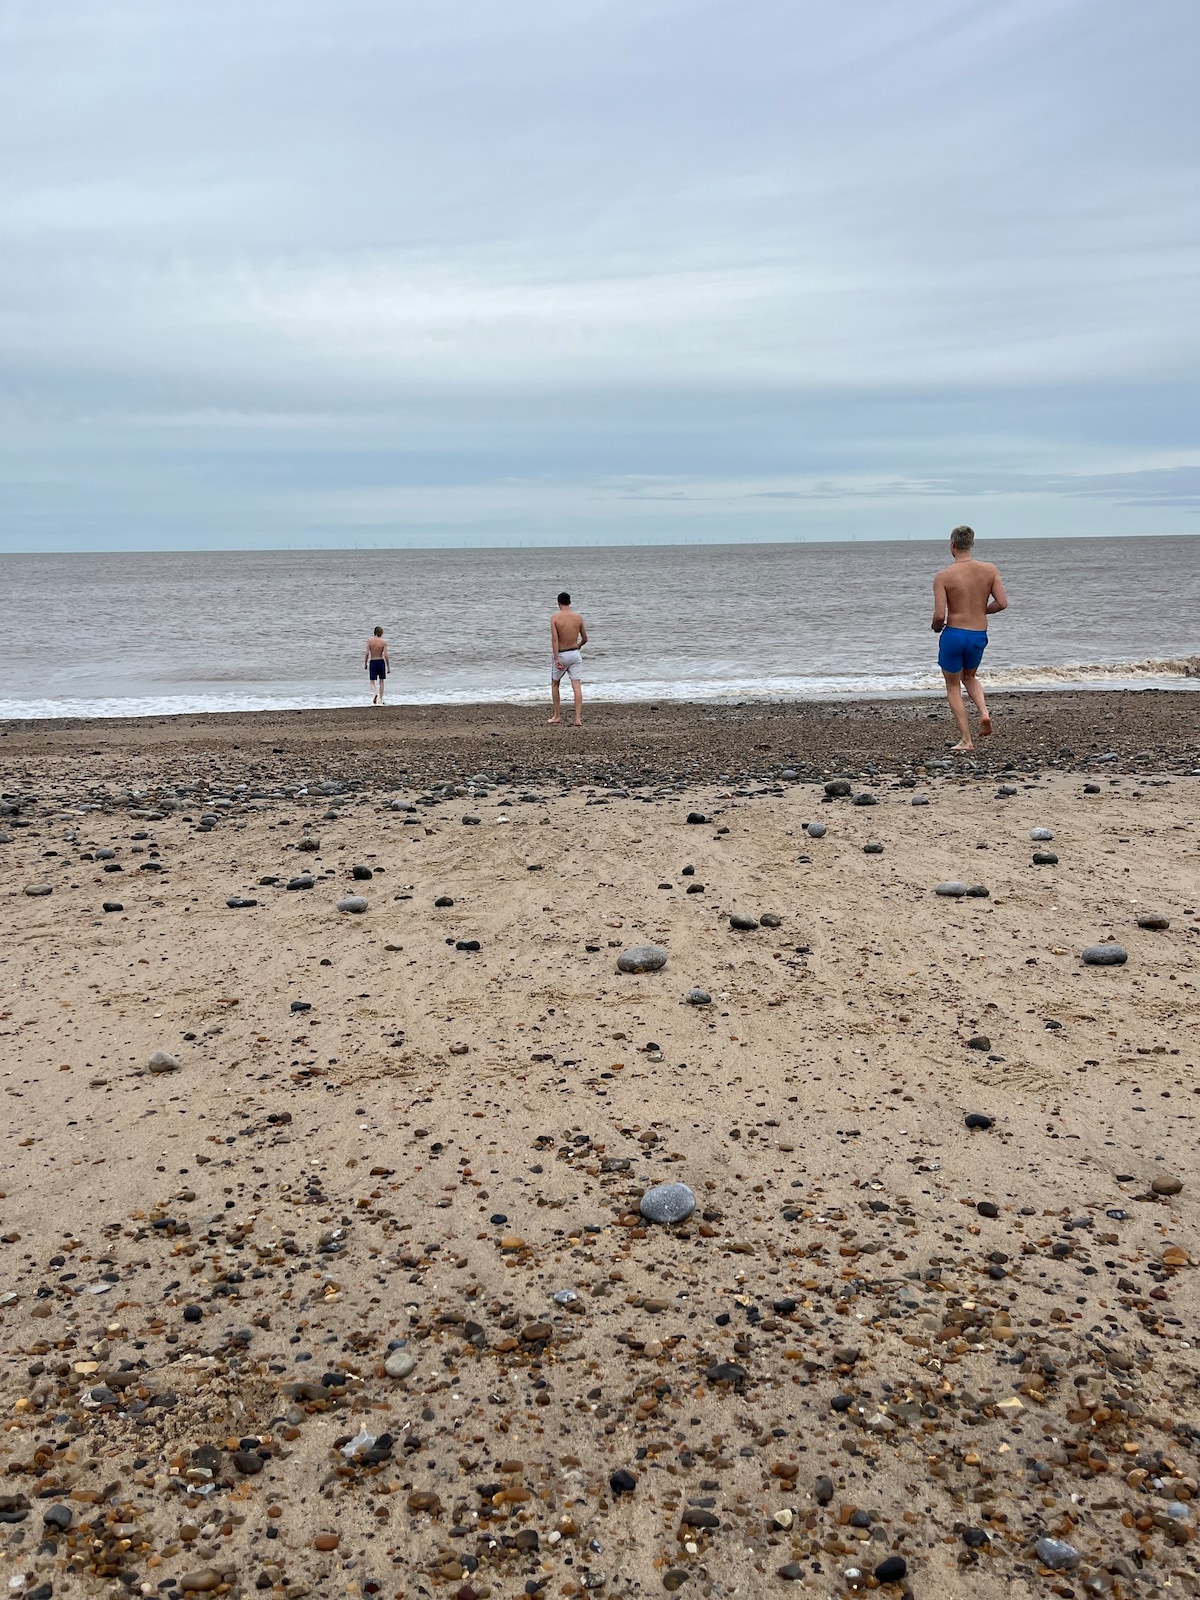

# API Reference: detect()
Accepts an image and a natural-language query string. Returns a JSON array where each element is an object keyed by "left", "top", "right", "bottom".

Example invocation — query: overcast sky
[{"left": 2, "top": 0, "right": 1198, "bottom": 550}]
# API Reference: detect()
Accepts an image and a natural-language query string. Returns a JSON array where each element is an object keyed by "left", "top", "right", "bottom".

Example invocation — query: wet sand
[{"left": 0, "top": 695, "right": 1198, "bottom": 1600}]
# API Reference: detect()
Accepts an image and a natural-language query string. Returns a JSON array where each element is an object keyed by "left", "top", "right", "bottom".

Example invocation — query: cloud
[{"left": 0, "top": 0, "right": 1198, "bottom": 547}]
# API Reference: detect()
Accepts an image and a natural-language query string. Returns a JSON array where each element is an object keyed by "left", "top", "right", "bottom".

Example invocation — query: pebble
[
  {"left": 1032, "top": 850, "right": 1058, "bottom": 865},
  {"left": 336, "top": 895, "right": 368, "bottom": 914},
  {"left": 935, "top": 881, "right": 968, "bottom": 897},
  {"left": 874, "top": 1556, "right": 907, "bottom": 1583},
  {"left": 684, "top": 988, "right": 712, "bottom": 1006},
  {"left": 976, "top": 1200, "right": 999, "bottom": 1218},
  {"left": 313, "top": 1532, "right": 339, "bottom": 1551},
  {"left": 911, "top": 793, "right": 930, "bottom": 806},
  {"left": 805, "top": 822, "right": 827, "bottom": 838},
  {"left": 996, "top": 784, "right": 1017, "bottom": 797},
  {"left": 42, "top": 1504, "right": 72, "bottom": 1531},
  {"left": 967, "top": 1034, "right": 990, "bottom": 1051},
  {"left": 1137, "top": 912, "right": 1170, "bottom": 930},
  {"left": 639, "top": 1183, "right": 696, "bottom": 1224},
  {"left": 964, "top": 1112, "right": 994, "bottom": 1130},
  {"left": 1151, "top": 1176, "right": 1183, "bottom": 1197},
  {"left": 863, "top": 842, "right": 884, "bottom": 854},
  {"left": 760, "top": 912, "right": 782, "bottom": 926},
  {"left": 385, "top": 1348, "right": 417, "bottom": 1379},
  {"left": 1083, "top": 782, "right": 1101, "bottom": 793},
  {"left": 776, "top": 1562, "right": 804, "bottom": 1581},
  {"left": 286, "top": 875, "right": 314, "bottom": 891},
  {"left": 351, "top": 864, "right": 373, "bottom": 879},
  {"left": 148, "top": 1050, "right": 181, "bottom": 1074},
  {"left": 617, "top": 944, "right": 668, "bottom": 973},
  {"left": 824, "top": 780, "right": 852, "bottom": 797},
  {"left": 434, "top": 895, "right": 454, "bottom": 907},
  {"left": 24, "top": 885, "right": 52, "bottom": 897},
  {"left": 664, "top": 1569, "right": 690, "bottom": 1590},
  {"left": 813, "top": 1475, "right": 834, "bottom": 1505},
  {"left": 609, "top": 1468, "right": 637, "bottom": 1494},
  {"left": 851, "top": 791, "right": 877, "bottom": 806},
  {"left": 729, "top": 914, "right": 758, "bottom": 931},
  {"left": 462, "top": 815, "right": 481, "bottom": 826},
  {"left": 455, "top": 939, "right": 481, "bottom": 952},
  {"left": 965, "top": 884, "right": 989, "bottom": 897},
  {"left": 1082, "top": 943, "right": 1127, "bottom": 965},
  {"left": 102, "top": 900, "right": 123, "bottom": 912},
  {"left": 686, "top": 812, "right": 708, "bottom": 825},
  {"left": 1034, "top": 1537, "right": 1080, "bottom": 1570},
  {"left": 773, "top": 1508, "right": 793, "bottom": 1530},
  {"left": 179, "top": 1570, "right": 223, "bottom": 1592},
  {"left": 1030, "top": 827, "right": 1054, "bottom": 841}
]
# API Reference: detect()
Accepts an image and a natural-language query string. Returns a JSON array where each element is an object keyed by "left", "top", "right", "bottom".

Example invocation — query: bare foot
[
  {"left": 573, "top": 720, "right": 584, "bottom": 729},
  {"left": 950, "top": 739, "right": 974, "bottom": 753},
  {"left": 980, "top": 713, "right": 993, "bottom": 737},
  {"left": 372, "top": 694, "right": 378, "bottom": 705},
  {"left": 547, "top": 716, "right": 561, "bottom": 725}
]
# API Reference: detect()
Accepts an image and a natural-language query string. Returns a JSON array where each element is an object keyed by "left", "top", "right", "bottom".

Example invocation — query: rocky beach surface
[{"left": 0, "top": 693, "right": 1197, "bottom": 1600}]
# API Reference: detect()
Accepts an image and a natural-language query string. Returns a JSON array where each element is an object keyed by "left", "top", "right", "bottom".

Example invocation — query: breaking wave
[{"left": 986, "top": 656, "right": 1200, "bottom": 688}]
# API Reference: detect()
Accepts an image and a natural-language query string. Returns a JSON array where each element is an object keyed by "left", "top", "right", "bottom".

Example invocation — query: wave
[{"left": 986, "top": 656, "right": 1200, "bottom": 687}]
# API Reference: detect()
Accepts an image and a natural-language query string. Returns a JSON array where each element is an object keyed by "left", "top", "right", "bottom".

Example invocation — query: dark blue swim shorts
[
  {"left": 369, "top": 658, "right": 386, "bottom": 680},
  {"left": 938, "top": 626, "right": 988, "bottom": 675}
]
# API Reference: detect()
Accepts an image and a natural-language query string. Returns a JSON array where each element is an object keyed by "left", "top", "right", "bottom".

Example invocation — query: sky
[{"left": 1, "top": 0, "right": 1198, "bottom": 551}]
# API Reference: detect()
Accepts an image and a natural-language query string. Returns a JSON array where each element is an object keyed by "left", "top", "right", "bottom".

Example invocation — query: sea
[{"left": 1, "top": 537, "right": 1197, "bottom": 720}]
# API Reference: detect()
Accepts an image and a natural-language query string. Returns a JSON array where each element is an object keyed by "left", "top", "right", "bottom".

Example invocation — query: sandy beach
[{"left": 1, "top": 693, "right": 1198, "bottom": 1600}]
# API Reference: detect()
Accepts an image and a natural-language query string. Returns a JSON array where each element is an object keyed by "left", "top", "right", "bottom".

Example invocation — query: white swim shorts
[{"left": 552, "top": 649, "right": 583, "bottom": 683}]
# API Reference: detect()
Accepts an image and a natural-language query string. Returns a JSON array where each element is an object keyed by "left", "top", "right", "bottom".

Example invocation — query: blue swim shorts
[
  {"left": 368, "top": 658, "right": 387, "bottom": 681},
  {"left": 938, "top": 626, "right": 988, "bottom": 675}
]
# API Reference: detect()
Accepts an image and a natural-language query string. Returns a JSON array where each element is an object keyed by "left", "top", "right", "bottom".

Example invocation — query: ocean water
[{"left": 0, "top": 538, "right": 1196, "bottom": 720}]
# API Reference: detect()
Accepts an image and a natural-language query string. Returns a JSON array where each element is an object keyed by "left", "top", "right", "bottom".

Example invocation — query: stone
[
  {"left": 851, "top": 792, "right": 877, "bottom": 806},
  {"left": 455, "top": 939, "right": 481, "bottom": 951},
  {"left": 385, "top": 1348, "right": 417, "bottom": 1380},
  {"left": 233, "top": 1450, "right": 264, "bottom": 1474},
  {"left": 996, "top": 784, "right": 1018, "bottom": 797},
  {"left": 704, "top": 1361, "right": 747, "bottom": 1386},
  {"left": 609, "top": 1468, "right": 637, "bottom": 1494},
  {"left": 967, "top": 1034, "right": 990, "bottom": 1051},
  {"left": 640, "top": 1183, "right": 696, "bottom": 1224},
  {"left": 813, "top": 1475, "right": 834, "bottom": 1505},
  {"left": 24, "top": 885, "right": 52, "bottom": 897},
  {"left": 1083, "top": 943, "right": 1127, "bottom": 965},
  {"left": 805, "top": 822, "right": 827, "bottom": 838},
  {"left": 729, "top": 913, "right": 758, "bottom": 931},
  {"left": 521, "top": 1322, "right": 553, "bottom": 1342},
  {"left": 1030, "top": 827, "right": 1054, "bottom": 841},
  {"left": 351, "top": 864, "right": 373, "bottom": 880},
  {"left": 43, "top": 1504, "right": 73, "bottom": 1531},
  {"left": 225, "top": 895, "right": 258, "bottom": 908},
  {"left": 824, "top": 780, "right": 852, "bottom": 797},
  {"left": 313, "top": 1533, "right": 339, "bottom": 1551},
  {"left": 1034, "top": 1537, "right": 1080, "bottom": 1570},
  {"left": 617, "top": 945, "right": 668, "bottom": 973},
  {"left": 773, "top": 1509, "right": 794, "bottom": 1530},
  {"left": 183, "top": 1304, "right": 203, "bottom": 1323},
  {"left": 148, "top": 1051, "right": 181, "bottom": 1074},
  {"left": 290, "top": 999, "right": 311, "bottom": 1012},
  {"left": 1032, "top": 851, "right": 1059, "bottom": 865},
  {"left": 461, "top": 815, "right": 481, "bottom": 826},
  {"left": 1151, "top": 1176, "right": 1183, "bottom": 1197},
  {"left": 686, "top": 812, "right": 708, "bottom": 825},
  {"left": 1137, "top": 912, "right": 1170, "bottom": 930},
  {"left": 964, "top": 1112, "right": 994, "bottom": 1130},
  {"left": 1083, "top": 782, "right": 1101, "bottom": 793},
  {"left": 681, "top": 1509, "right": 719, "bottom": 1529},
  {"left": 286, "top": 875, "right": 314, "bottom": 891},
  {"left": 434, "top": 895, "right": 454, "bottom": 907},
  {"left": 102, "top": 901, "right": 124, "bottom": 912},
  {"left": 685, "top": 988, "right": 712, "bottom": 1006},
  {"left": 965, "top": 884, "right": 990, "bottom": 897},
  {"left": 760, "top": 912, "right": 782, "bottom": 926},
  {"left": 935, "top": 881, "right": 968, "bottom": 897},
  {"left": 776, "top": 1562, "right": 804, "bottom": 1581},
  {"left": 297, "top": 836, "right": 321, "bottom": 851},
  {"left": 337, "top": 896, "right": 368, "bottom": 914},
  {"left": 863, "top": 842, "right": 884, "bottom": 854},
  {"left": 180, "top": 1574, "right": 223, "bottom": 1594},
  {"left": 664, "top": 1570, "right": 690, "bottom": 1590},
  {"left": 874, "top": 1557, "right": 907, "bottom": 1583},
  {"left": 976, "top": 1200, "right": 999, "bottom": 1218}
]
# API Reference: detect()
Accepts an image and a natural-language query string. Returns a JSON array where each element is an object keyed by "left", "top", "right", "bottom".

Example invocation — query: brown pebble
[
  {"left": 313, "top": 1533, "right": 339, "bottom": 1551},
  {"left": 179, "top": 1574, "right": 223, "bottom": 1595},
  {"left": 266, "top": 1506, "right": 282, "bottom": 1520},
  {"left": 1152, "top": 1176, "right": 1183, "bottom": 1197}
]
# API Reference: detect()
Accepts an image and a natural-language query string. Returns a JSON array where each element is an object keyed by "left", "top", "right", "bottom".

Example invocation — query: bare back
[
  {"left": 551, "top": 609, "right": 585, "bottom": 651},
  {"left": 935, "top": 559, "right": 1003, "bottom": 631},
  {"left": 366, "top": 636, "right": 387, "bottom": 659}
]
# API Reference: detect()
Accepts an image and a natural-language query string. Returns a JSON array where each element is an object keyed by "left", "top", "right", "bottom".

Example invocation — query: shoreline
[{"left": 2, "top": 689, "right": 1197, "bottom": 794}]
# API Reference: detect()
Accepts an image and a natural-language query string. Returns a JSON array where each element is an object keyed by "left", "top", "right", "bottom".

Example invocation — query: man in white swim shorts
[{"left": 549, "top": 591, "right": 587, "bottom": 728}]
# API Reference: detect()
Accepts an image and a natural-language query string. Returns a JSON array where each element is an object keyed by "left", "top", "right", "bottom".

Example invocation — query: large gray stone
[
  {"left": 935, "top": 881, "right": 969, "bottom": 897},
  {"left": 1082, "top": 943, "right": 1127, "bottom": 966},
  {"left": 639, "top": 1183, "right": 696, "bottom": 1224},
  {"left": 337, "top": 895, "right": 369, "bottom": 914},
  {"left": 617, "top": 945, "right": 668, "bottom": 974}
]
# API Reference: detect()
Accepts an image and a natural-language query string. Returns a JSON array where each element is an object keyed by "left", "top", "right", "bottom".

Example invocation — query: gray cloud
[{"left": 0, "top": 0, "right": 1198, "bottom": 548}]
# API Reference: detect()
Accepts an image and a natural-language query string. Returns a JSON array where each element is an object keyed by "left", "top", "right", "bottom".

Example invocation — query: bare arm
[
  {"left": 987, "top": 568, "right": 1008, "bottom": 615},
  {"left": 364, "top": 641, "right": 370, "bottom": 668},
  {"left": 931, "top": 572, "right": 948, "bottom": 633},
  {"left": 578, "top": 617, "right": 588, "bottom": 647},
  {"left": 383, "top": 644, "right": 390, "bottom": 666},
  {"left": 550, "top": 615, "right": 562, "bottom": 667}
]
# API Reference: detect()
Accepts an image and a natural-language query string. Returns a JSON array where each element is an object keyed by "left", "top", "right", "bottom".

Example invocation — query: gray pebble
[
  {"left": 851, "top": 792, "right": 877, "bottom": 806},
  {"left": 24, "top": 884, "right": 52, "bottom": 897},
  {"left": 935, "top": 881, "right": 969, "bottom": 897},
  {"left": 1030, "top": 827, "right": 1054, "bottom": 841},
  {"left": 1136, "top": 912, "right": 1169, "bottom": 930},
  {"left": 617, "top": 944, "right": 668, "bottom": 973},
  {"left": 965, "top": 884, "right": 990, "bottom": 898},
  {"left": 148, "top": 1051, "right": 181, "bottom": 1074},
  {"left": 286, "top": 875, "right": 314, "bottom": 891},
  {"left": 824, "top": 780, "right": 852, "bottom": 798},
  {"left": 384, "top": 1347, "right": 416, "bottom": 1380},
  {"left": 462, "top": 815, "right": 481, "bottom": 826},
  {"left": 685, "top": 988, "right": 712, "bottom": 1006},
  {"left": 779, "top": 769, "right": 798, "bottom": 781},
  {"left": 639, "top": 1183, "right": 696, "bottom": 1224},
  {"left": 729, "top": 913, "right": 759, "bottom": 931},
  {"left": 1082, "top": 943, "right": 1127, "bottom": 966},
  {"left": 996, "top": 784, "right": 1017, "bottom": 797},
  {"left": 911, "top": 795, "right": 930, "bottom": 806},
  {"left": 1032, "top": 851, "right": 1058, "bottom": 865},
  {"left": 760, "top": 912, "right": 782, "bottom": 927},
  {"left": 863, "top": 842, "right": 884, "bottom": 854},
  {"left": 805, "top": 822, "right": 827, "bottom": 838},
  {"left": 337, "top": 895, "right": 369, "bottom": 914},
  {"left": 1034, "top": 1537, "right": 1079, "bottom": 1571},
  {"left": 351, "top": 864, "right": 373, "bottom": 880},
  {"left": 967, "top": 1034, "right": 991, "bottom": 1051},
  {"left": 102, "top": 901, "right": 124, "bottom": 912}
]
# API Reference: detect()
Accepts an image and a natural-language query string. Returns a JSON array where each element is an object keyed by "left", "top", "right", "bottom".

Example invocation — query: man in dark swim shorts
[
  {"left": 931, "top": 526, "right": 1007, "bottom": 752},
  {"left": 364, "top": 626, "right": 390, "bottom": 705}
]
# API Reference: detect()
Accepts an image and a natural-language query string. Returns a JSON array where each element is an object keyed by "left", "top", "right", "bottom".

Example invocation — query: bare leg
[
  {"left": 370, "top": 672, "right": 377, "bottom": 705},
  {"left": 548, "top": 678, "right": 561, "bottom": 724},
  {"left": 942, "top": 671, "right": 973, "bottom": 751},
  {"left": 571, "top": 678, "right": 583, "bottom": 728},
  {"left": 377, "top": 674, "right": 385, "bottom": 706},
  {"left": 962, "top": 670, "right": 991, "bottom": 736}
]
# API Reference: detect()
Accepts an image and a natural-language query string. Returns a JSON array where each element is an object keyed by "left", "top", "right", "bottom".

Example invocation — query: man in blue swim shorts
[{"left": 931, "top": 526, "right": 1008, "bottom": 752}]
